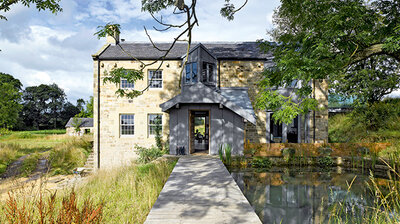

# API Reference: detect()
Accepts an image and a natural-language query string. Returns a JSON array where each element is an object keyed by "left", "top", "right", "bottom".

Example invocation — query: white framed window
[
  {"left": 148, "top": 114, "right": 162, "bottom": 136},
  {"left": 120, "top": 114, "right": 135, "bottom": 136},
  {"left": 148, "top": 70, "right": 163, "bottom": 88},
  {"left": 120, "top": 78, "right": 135, "bottom": 89}
]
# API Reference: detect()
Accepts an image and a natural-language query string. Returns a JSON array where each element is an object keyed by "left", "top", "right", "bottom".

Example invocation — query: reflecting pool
[{"left": 229, "top": 167, "right": 384, "bottom": 224}]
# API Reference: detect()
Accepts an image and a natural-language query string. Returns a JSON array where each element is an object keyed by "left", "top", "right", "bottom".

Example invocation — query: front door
[{"left": 189, "top": 110, "right": 209, "bottom": 154}]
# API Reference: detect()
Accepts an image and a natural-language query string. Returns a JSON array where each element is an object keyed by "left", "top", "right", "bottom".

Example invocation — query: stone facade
[
  {"left": 93, "top": 58, "right": 181, "bottom": 169},
  {"left": 93, "top": 43, "right": 329, "bottom": 169},
  {"left": 219, "top": 60, "right": 267, "bottom": 143},
  {"left": 66, "top": 127, "right": 93, "bottom": 136}
]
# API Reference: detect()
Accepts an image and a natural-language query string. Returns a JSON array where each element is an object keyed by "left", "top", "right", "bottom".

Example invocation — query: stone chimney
[{"left": 106, "top": 26, "right": 120, "bottom": 45}]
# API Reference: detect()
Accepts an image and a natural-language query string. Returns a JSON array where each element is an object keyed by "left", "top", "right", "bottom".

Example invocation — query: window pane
[
  {"left": 148, "top": 114, "right": 162, "bottom": 135},
  {"left": 192, "top": 62, "right": 197, "bottom": 83},
  {"left": 120, "top": 114, "right": 134, "bottom": 135},
  {"left": 208, "top": 64, "right": 214, "bottom": 82},
  {"left": 149, "top": 70, "right": 163, "bottom": 88},
  {"left": 202, "top": 62, "right": 207, "bottom": 82},
  {"left": 185, "top": 64, "right": 191, "bottom": 83},
  {"left": 121, "top": 78, "right": 134, "bottom": 89}
]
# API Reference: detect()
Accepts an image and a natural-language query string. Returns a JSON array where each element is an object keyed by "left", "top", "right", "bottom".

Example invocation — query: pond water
[{"left": 229, "top": 167, "right": 385, "bottom": 224}]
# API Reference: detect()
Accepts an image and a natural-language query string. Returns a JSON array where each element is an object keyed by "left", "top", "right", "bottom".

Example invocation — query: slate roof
[
  {"left": 97, "top": 42, "right": 272, "bottom": 60},
  {"left": 160, "top": 83, "right": 257, "bottom": 124},
  {"left": 65, "top": 118, "right": 93, "bottom": 128},
  {"left": 220, "top": 87, "right": 256, "bottom": 121}
]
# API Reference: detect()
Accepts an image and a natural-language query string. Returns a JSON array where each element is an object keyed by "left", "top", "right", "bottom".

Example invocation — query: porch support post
[
  {"left": 297, "top": 115, "right": 301, "bottom": 143},
  {"left": 266, "top": 112, "right": 271, "bottom": 143},
  {"left": 282, "top": 123, "right": 288, "bottom": 143}
]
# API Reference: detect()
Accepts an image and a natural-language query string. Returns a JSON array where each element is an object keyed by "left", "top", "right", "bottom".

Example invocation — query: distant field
[
  {"left": 0, "top": 130, "right": 67, "bottom": 149},
  {"left": 0, "top": 130, "right": 92, "bottom": 175}
]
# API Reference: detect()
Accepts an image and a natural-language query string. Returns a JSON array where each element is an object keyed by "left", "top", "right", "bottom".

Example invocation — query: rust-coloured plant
[{"left": 4, "top": 190, "right": 103, "bottom": 224}]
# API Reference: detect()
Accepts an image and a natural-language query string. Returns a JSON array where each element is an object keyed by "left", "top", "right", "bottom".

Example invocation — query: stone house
[
  {"left": 92, "top": 36, "right": 328, "bottom": 169},
  {"left": 65, "top": 118, "right": 93, "bottom": 136}
]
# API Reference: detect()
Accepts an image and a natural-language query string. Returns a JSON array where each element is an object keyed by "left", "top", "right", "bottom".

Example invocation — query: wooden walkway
[{"left": 144, "top": 156, "right": 262, "bottom": 224}]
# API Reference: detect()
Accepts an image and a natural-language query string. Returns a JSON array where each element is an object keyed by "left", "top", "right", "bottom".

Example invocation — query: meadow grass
[
  {"left": 0, "top": 158, "right": 177, "bottom": 224},
  {"left": 329, "top": 160, "right": 400, "bottom": 224},
  {"left": 0, "top": 131, "right": 93, "bottom": 176}
]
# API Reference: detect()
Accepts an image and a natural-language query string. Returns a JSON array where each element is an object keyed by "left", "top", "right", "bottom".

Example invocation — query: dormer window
[
  {"left": 202, "top": 62, "right": 214, "bottom": 83},
  {"left": 185, "top": 62, "right": 198, "bottom": 84}
]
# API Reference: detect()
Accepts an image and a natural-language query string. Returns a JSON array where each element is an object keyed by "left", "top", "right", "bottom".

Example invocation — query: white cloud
[{"left": 0, "top": 0, "right": 281, "bottom": 103}]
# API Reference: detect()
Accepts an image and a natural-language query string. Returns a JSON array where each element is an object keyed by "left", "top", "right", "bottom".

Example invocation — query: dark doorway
[
  {"left": 287, "top": 116, "right": 299, "bottom": 143},
  {"left": 189, "top": 111, "right": 209, "bottom": 154},
  {"left": 270, "top": 114, "right": 283, "bottom": 143}
]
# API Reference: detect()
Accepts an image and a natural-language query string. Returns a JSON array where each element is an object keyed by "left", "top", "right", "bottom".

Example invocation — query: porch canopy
[{"left": 160, "top": 82, "right": 256, "bottom": 124}]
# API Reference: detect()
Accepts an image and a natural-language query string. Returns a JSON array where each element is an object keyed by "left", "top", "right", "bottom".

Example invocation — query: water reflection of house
[{"left": 231, "top": 172, "right": 369, "bottom": 224}]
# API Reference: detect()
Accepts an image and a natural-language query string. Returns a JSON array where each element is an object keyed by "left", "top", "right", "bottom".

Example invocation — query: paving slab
[{"left": 145, "top": 156, "right": 262, "bottom": 224}]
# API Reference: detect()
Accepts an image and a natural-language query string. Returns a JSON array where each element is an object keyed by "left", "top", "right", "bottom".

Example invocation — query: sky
[{"left": 0, "top": 0, "right": 281, "bottom": 104}]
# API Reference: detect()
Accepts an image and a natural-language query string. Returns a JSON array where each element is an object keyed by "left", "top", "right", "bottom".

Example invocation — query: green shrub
[
  {"left": 318, "top": 146, "right": 333, "bottom": 156},
  {"left": 136, "top": 145, "right": 163, "bottom": 164},
  {"left": 251, "top": 157, "right": 272, "bottom": 168},
  {"left": 318, "top": 156, "right": 334, "bottom": 167},
  {"left": 282, "top": 148, "right": 296, "bottom": 163},
  {"left": 0, "top": 128, "right": 11, "bottom": 136}
]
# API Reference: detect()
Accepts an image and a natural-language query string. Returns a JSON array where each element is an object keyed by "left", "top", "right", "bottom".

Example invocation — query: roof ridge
[{"left": 119, "top": 41, "right": 259, "bottom": 44}]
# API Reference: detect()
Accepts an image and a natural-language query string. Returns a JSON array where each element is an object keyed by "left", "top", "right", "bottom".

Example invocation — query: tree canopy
[
  {"left": 22, "top": 83, "right": 66, "bottom": 130},
  {"left": 257, "top": 0, "right": 400, "bottom": 123},
  {"left": 0, "top": 73, "right": 22, "bottom": 128}
]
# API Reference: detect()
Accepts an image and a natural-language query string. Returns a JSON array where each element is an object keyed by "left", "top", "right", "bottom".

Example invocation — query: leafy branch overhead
[
  {"left": 257, "top": 0, "right": 400, "bottom": 123},
  {"left": 95, "top": 0, "right": 247, "bottom": 99},
  {"left": 0, "top": 0, "right": 62, "bottom": 20}
]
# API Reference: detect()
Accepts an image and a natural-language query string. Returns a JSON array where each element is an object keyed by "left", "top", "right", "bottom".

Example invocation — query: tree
[
  {"left": 333, "top": 55, "right": 400, "bottom": 105},
  {"left": 76, "top": 98, "right": 85, "bottom": 112},
  {"left": 21, "top": 83, "right": 66, "bottom": 130},
  {"left": 0, "top": 73, "right": 22, "bottom": 128},
  {"left": 60, "top": 101, "right": 80, "bottom": 125},
  {"left": 0, "top": 72, "right": 22, "bottom": 90},
  {"left": 0, "top": 0, "right": 62, "bottom": 20},
  {"left": 256, "top": 0, "right": 400, "bottom": 123},
  {"left": 76, "top": 96, "right": 93, "bottom": 118},
  {"left": 47, "top": 83, "right": 66, "bottom": 129}
]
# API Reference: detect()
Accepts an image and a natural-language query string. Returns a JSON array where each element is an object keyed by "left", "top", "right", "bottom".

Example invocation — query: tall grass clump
[
  {"left": 0, "top": 143, "right": 23, "bottom": 174},
  {"left": 0, "top": 159, "right": 177, "bottom": 223},
  {"left": 330, "top": 160, "right": 400, "bottom": 223},
  {"left": 73, "top": 159, "right": 177, "bottom": 223},
  {"left": 49, "top": 137, "right": 93, "bottom": 175},
  {"left": 218, "top": 144, "right": 232, "bottom": 166},
  {"left": 224, "top": 144, "right": 232, "bottom": 166}
]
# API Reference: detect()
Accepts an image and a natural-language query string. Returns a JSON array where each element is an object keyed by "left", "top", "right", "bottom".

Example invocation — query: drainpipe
[
  {"left": 218, "top": 60, "right": 221, "bottom": 89},
  {"left": 313, "top": 79, "right": 316, "bottom": 143},
  {"left": 97, "top": 57, "right": 101, "bottom": 169}
]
